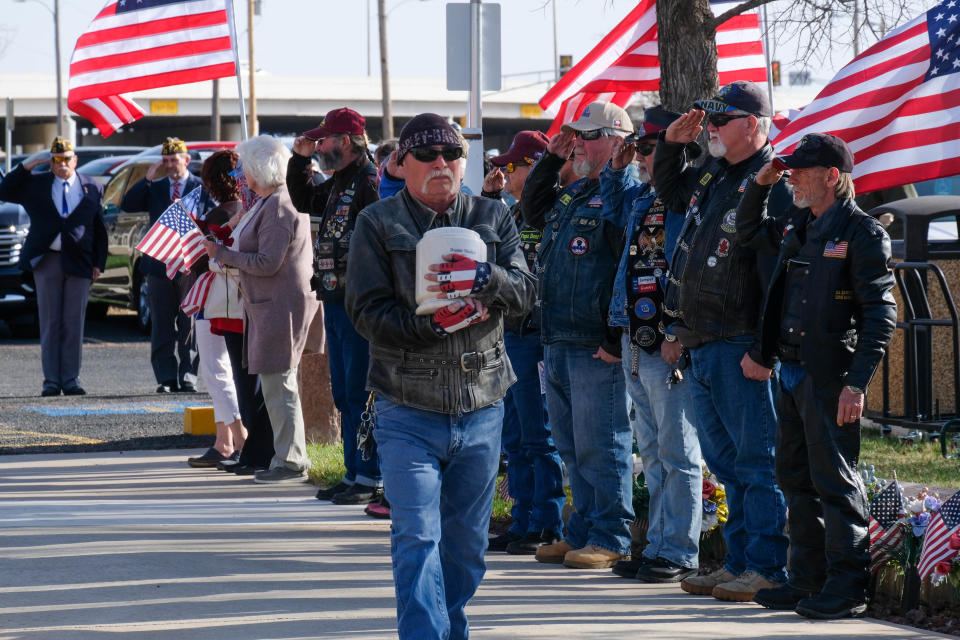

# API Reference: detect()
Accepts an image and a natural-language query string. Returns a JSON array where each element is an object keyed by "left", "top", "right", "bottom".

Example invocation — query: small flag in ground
[
  {"left": 917, "top": 491, "right": 960, "bottom": 580},
  {"left": 181, "top": 271, "right": 216, "bottom": 316},
  {"left": 868, "top": 480, "right": 905, "bottom": 573},
  {"left": 136, "top": 200, "right": 206, "bottom": 279}
]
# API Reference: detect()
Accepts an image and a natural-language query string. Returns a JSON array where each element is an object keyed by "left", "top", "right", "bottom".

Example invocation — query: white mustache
[{"left": 427, "top": 168, "right": 455, "bottom": 180}]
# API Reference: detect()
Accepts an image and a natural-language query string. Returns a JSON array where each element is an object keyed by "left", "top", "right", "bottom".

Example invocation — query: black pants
[
  {"left": 223, "top": 331, "right": 275, "bottom": 467},
  {"left": 776, "top": 371, "right": 869, "bottom": 601},
  {"left": 147, "top": 274, "right": 198, "bottom": 386}
]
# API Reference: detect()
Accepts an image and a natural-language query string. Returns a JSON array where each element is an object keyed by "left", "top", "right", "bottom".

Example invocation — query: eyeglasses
[
  {"left": 409, "top": 146, "right": 464, "bottom": 163},
  {"left": 706, "top": 113, "right": 750, "bottom": 128},
  {"left": 50, "top": 156, "right": 73, "bottom": 165},
  {"left": 503, "top": 155, "right": 539, "bottom": 173},
  {"left": 636, "top": 143, "right": 655, "bottom": 157},
  {"left": 574, "top": 129, "right": 605, "bottom": 141}
]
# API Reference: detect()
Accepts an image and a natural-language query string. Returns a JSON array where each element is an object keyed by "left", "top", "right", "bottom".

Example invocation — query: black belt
[{"left": 372, "top": 341, "right": 504, "bottom": 372}]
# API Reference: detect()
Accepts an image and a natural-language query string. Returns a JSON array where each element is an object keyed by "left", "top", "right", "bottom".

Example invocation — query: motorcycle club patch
[
  {"left": 632, "top": 276, "right": 658, "bottom": 294},
  {"left": 720, "top": 210, "right": 737, "bottom": 233},
  {"left": 570, "top": 237, "right": 588, "bottom": 255},
  {"left": 716, "top": 238, "right": 731, "bottom": 257},
  {"left": 635, "top": 325, "right": 657, "bottom": 347},
  {"left": 634, "top": 297, "right": 657, "bottom": 320}
]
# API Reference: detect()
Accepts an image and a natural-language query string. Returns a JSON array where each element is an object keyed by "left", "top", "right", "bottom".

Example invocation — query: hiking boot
[
  {"left": 713, "top": 571, "right": 782, "bottom": 602},
  {"left": 754, "top": 584, "right": 817, "bottom": 610},
  {"left": 487, "top": 530, "right": 522, "bottom": 552},
  {"left": 795, "top": 593, "right": 867, "bottom": 619},
  {"left": 563, "top": 545, "right": 624, "bottom": 569},
  {"left": 680, "top": 567, "right": 739, "bottom": 595},
  {"left": 535, "top": 539, "right": 576, "bottom": 564}
]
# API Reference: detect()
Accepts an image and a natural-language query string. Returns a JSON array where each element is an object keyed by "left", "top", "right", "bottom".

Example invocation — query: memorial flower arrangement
[{"left": 701, "top": 470, "right": 728, "bottom": 533}]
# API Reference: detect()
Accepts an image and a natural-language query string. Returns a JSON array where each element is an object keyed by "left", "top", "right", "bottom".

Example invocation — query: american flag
[
  {"left": 136, "top": 200, "right": 206, "bottom": 279},
  {"left": 180, "top": 270, "right": 216, "bottom": 316},
  {"left": 823, "top": 241, "right": 849, "bottom": 258},
  {"left": 868, "top": 480, "right": 905, "bottom": 573},
  {"left": 538, "top": 0, "right": 767, "bottom": 135},
  {"left": 771, "top": 0, "right": 960, "bottom": 194},
  {"left": 917, "top": 491, "right": 960, "bottom": 580},
  {"left": 67, "top": 0, "right": 238, "bottom": 137}
]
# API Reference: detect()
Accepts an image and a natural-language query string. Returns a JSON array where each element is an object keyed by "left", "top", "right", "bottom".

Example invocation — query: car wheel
[{"left": 136, "top": 275, "right": 151, "bottom": 335}]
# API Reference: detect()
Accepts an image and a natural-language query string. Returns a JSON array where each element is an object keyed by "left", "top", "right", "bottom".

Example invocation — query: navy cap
[
  {"left": 695, "top": 80, "right": 772, "bottom": 117},
  {"left": 780, "top": 133, "right": 854, "bottom": 173},
  {"left": 635, "top": 105, "right": 683, "bottom": 138}
]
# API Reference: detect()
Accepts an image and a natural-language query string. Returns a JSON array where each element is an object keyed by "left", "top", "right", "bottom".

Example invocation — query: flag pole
[
  {"left": 761, "top": 3, "right": 775, "bottom": 115},
  {"left": 226, "top": 0, "right": 249, "bottom": 141}
]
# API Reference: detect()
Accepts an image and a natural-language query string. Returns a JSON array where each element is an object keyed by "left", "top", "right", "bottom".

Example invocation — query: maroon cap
[
  {"left": 303, "top": 108, "right": 366, "bottom": 140},
  {"left": 491, "top": 130, "right": 549, "bottom": 167}
]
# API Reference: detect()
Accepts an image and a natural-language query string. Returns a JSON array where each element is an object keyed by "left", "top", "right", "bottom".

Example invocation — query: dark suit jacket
[
  {"left": 120, "top": 173, "right": 202, "bottom": 277},
  {"left": 0, "top": 165, "right": 107, "bottom": 278}
]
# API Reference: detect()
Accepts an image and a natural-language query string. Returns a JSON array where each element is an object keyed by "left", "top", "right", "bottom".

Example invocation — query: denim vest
[{"left": 535, "top": 178, "right": 621, "bottom": 346}]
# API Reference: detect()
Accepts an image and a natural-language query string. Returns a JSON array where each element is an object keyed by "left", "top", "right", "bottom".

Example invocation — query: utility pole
[
  {"left": 378, "top": 0, "right": 393, "bottom": 139},
  {"left": 247, "top": 0, "right": 258, "bottom": 136},
  {"left": 211, "top": 79, "right": 221, "bottom": 140},
  {"left": 53, "top": 0, "right": 63, "bottom": 136}
]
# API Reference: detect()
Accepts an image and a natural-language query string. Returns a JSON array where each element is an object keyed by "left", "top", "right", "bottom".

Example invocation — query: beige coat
[{"left": 214, "top": 185, "right": 318, "bottom": 375}]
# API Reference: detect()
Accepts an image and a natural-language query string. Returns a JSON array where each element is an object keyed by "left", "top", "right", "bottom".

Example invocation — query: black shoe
[
  {"left": 62, "top": 385, "right": 86, "bottom": 396},
  {"left": 41, "top": 385, "right": 61, "bottom": 397},
  {"left": 612, "top": 556, "right": 654, "bottom": 578},
  {"left": 754, "top": 584, "right": 817, "bottom": 610},
  {"left": 795, "top": 593, "right": 867, "bottom": 619},
  {"left": 254, "top": 466, "right": 307, "bottom": 484},
  {"left": 316, "top": 480, "right": 351, "bottom": 501},
  {"left": 217, "top": 451, "right": 241, "bottom": 471},
  {"left": 178, "top": 382, "right": 197, "bottom": 393},
  {"left": 187, "top": 448, "right": 228, "bottom": 468},
  {"left": 234, "top": 464, "right": 268, "bottom": 476},
  {"left": 332, "top": 483, "right": 382, "bottom": 505},
  {"left": 156, "top": 382, "right": 175, "bottom": 393},
  {"left": 487, "top": 530, "right": 523, "bottom": 552},
  {"left": 506, "top": 530, "right": 560, "bottom": 555},
  {"left": 634, "top": 557, "right": 698, "bottom": 583}
]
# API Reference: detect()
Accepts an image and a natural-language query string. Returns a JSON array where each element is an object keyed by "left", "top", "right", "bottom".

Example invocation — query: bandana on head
[{"left": 397, "top": 113, "right": 462, "bottom": 161}]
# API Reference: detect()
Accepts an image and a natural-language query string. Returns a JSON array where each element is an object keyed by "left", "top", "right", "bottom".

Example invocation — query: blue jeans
[
  {"left": 324, "top": 301, "right": 381, "bottom": 487},
  {"left": 502, "top": 331, "right": 565, "bottom": 536},
  {"left": 687, "top": 336, "right": 788, "bottom": 583},
  {"left": 543, "top": 342, "right": 633, "bottom": 554},
  {"left": 374, "top": 398, "right": 503, "bottom": 640},
  {"left": 622, "top": 334, "right": 702, "bottom": 568}
]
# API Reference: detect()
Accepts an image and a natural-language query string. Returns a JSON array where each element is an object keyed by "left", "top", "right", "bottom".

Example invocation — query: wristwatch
[
  {"left": 663, "top": 333, "right": 678, "bottom": 343},
  {"left": 844, "top": 385, "right": 864, "bottom": 395}
]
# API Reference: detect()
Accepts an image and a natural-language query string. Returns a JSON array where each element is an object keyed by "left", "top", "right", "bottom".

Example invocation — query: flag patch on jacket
[{"left": 823, "top": 241, "right": 848, "bottom": 258}]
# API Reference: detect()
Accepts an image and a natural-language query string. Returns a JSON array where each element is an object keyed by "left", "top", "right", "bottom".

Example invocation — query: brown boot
[
  {"left": 562, "top": 545, "right": 624, "bottom": 569},
  {"left": 712, "top": 571, "right": 782, "bottom": 602},
  {"left": 680, "top": 567, "right": 739, "bottom": 595},
  {"left": 535, "top": 539, "right": 576, "bottom": 564}
]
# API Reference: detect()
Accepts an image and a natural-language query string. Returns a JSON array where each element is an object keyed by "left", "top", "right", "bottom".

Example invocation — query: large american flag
[
  {"left": 917, "top": 491, "right": 960, "bottom": 580},
  {"left": 868, "top": 480, "right": 905, "bottom": 573},
  {"left": 136, "top": 200, "right": 206, "bottom": 279},
  {"left": 538, "top": 0, "right": 767, "bottom": 135},
  {"left": 67, "top": 0, "right": 238, "bottom": 137},
  {"left": 771, "top": 0, "right": 960, "bottom": 194}
]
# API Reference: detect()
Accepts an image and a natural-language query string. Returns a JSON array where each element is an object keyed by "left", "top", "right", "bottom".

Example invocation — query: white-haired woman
[{"left": 202, "top": 135, "right": 318, "bottom": 484}]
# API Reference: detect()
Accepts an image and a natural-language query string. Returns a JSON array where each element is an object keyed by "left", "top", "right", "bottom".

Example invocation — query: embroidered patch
[
  {"left": 707, "top": 256, "right": 718, "bottom": 268},
  {"left": 634, "top": 297, "right": 657, "bottom": 320},
  {"left": 644, "top": 212, "right": 664, "bottom": 225},
  {"left": 570, "top": 237, "right": 588, "bottom": 255},
  {"left": 783, "top": 224, "right": 794, "bottom": 237},
  {"left": 738, "top": 179, "right": 748, "bottom": 193},
  {"left": 635, "top": 325, "right": 657, "bottom": 347},
  {"left": 700, "top": 172, "right": 713, "bottom": 186},
  {"left": 587, "top": 196, "right": 603, "bottom": 208},
  {"left": 823, "top": 241, "right": 848, "bottom": 258},
  {"left": 341, "top": 195, "right": 352, "bottom": 204},
  {"left": 835, "top": 289, "right": 854, "bottom": 301},
  {"left": 632, "top": 276, "right": 658, "bottom": 294},
  {"left": 559, "top": 194, "right": 572, "bottom": 206},
  {"left": 720, "top": 210, "right": 737, "bottom": 233},
  {"left": 716, "top": 238, "right": 730, "bottom": 257},
  {"left": 322, "top": 272, "right": 339, "bottom": 290}
]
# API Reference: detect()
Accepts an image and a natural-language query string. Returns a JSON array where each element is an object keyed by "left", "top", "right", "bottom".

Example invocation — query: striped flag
[
  {"left": 771, "top": 0, "right": 960, "bottom": 194},
  {"left": 181, "top": 270, "right": 216, "bottom": 316},
  {"left": 917, "top": 491, "right": 960, "bottom": 581},
  {"left": 136, "top": 200, "right": 206, "bottom": 279},
  {"left": 868, "top": 480, "right": 905, "bottom": 573},
  {"left": 538, "top": 0, "right": 767, "bottom": 134},
  {"left": 67, "top": 0, "right": 239, "bottom": 137}
]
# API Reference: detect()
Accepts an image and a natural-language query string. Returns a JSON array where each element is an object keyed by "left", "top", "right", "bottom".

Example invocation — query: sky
[{"left": 0, "top": 0, "right": 938, "bottom": 88}]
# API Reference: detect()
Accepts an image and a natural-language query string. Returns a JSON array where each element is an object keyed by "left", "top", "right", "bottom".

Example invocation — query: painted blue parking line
[{"left": 21, "top": 402, "right": 199, "bottom": 417}]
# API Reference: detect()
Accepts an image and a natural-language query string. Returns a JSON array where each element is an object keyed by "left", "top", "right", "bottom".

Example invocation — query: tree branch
[{"left": 709, "top": 0, "right": 775, "bottom": 30}]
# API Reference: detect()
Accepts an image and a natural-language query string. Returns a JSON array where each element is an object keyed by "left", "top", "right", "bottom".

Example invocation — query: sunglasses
[
  {"left": 574, "top": 129, "right": 605, "bottom": 141},
  {"left": 636, "top": 143, "right": 655, "bottom": 157},
  {"left": 503, "top": 155, "right": 540, "bottom": 173},
  {"left": 706, "top": 113, "right": 750, "bottom": 128},
  {"left": 409, "top": 146, "right": 464, "bottom": 163},
  {"left": 50, "top": 156, "right": 74, "bottom": 165}
]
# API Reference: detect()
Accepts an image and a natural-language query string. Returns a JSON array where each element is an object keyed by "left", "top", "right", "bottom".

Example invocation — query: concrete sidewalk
[{"left": 0, "top": 450, "right": 950, "bottom": 639}]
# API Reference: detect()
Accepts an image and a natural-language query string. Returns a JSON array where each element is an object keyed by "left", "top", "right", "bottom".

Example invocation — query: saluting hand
[
  {"left": 483, "top": 167, "right": 505, "bottom": 193},
  {"left": 547, "top": 130, "right": 576, "bottom": 160},
  {"left": 665, "top": 109, "right": 705, "bottom": 145},
  {"left": 293, "top": 136, "right": 318, "bottom": 158},
  {"left": 145, "top": 160, "right": 163, "bottom": 182},
  {"left": 611, "top": 137, "right": 637, "bottom": 171},
  {"left": 755, "top": 160, "right": 785, "bottom": 186},
  {"left": 385, "top": 149, "right": 404, "bottom": 179}
]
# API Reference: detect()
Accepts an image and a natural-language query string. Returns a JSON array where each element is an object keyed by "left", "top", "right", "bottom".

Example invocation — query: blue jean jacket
[{"left": 598, "top": 163, "right": 683, "bottom": 329}]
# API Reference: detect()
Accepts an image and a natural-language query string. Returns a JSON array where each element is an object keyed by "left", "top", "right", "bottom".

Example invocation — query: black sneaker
[
  {"left": 754, "top": 584, "right": 817, "bottom": 610},
  {"left": 331, "top": 483, "right": 382, "bottom": 505},
  {"left": 253, "top": 466, "right": 307, "bottom": 484},
  {"left": 634, "top": 557, "right": 697, "bottom": 583},
  {"left": 795, "top": 593, "right": 866, "bottom": 619},
  {"left": 612, "top": 556, "right": 653, "bottom": 578},
  {"left": 234, "top": 464, "right": 267, "bottom": 476},
  {"left": 187, "top": 448, "right": 228, "bottom": 468},
  {"left": 316, "top": 480, "right": 351, "bottom": 501},
  {"left": 217, "top": 451, "right": 242, "bottom": 471},
  {"left": 506, "top": 530, "right": 560, "bottom": 555},
  {"left": 487, "top": 530, "right": 522, "bottom": 552}
]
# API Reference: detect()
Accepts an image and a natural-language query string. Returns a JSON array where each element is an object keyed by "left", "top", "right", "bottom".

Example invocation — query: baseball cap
[
  {"left": 561, "top": 101, "right": 634, "bottom": 135},
  {"left": 303, "top": 107, "right": 366, "bottom": 140},
  {"left": 779, "top": 133, "right": 854, "bottom": 173},
  {"left": 491, "top": 130, "right": 549, "bottom": 167},
  {"left": 634, "top": 105, "right": 683, "bottom": 138},
  {"left": 695, "top": 80, "right": 772, "bottom": 117}
]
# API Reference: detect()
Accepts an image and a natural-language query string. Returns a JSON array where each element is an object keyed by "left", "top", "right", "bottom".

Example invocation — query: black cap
[
  {"left": 780, "top": 133, "right": 854, "bottom": 173},
  {"left": 695, "top": 80, "right": 772, "bottom": 117}
]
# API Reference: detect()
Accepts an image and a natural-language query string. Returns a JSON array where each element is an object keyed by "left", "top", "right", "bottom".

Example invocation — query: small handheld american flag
[
  {"left": 136, "top": 200, "right": 206, "bottom": 279},
  {"left": 181, "top": 271, "right": 217, "bottom": 317},
  {"left": 868, "top": 480, "right": 905, "bottom": 573}
]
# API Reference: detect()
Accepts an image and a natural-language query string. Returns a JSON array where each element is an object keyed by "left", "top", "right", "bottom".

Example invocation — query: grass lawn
[{"left": 861, "top": 428, "right": 960, "bottom": 489}]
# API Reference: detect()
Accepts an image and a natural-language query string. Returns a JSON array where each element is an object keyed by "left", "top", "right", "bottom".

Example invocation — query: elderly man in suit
[
  {"left": 0, "top": 137, "right": 107, "bottom": 396},
  {"left": 121, "top": 137, "right": 202, "bottom": 393}
]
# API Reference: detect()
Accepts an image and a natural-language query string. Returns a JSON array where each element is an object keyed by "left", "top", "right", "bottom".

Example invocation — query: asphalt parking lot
[{"left": 0, "top": 309, "right": 210, "bottom": 455}]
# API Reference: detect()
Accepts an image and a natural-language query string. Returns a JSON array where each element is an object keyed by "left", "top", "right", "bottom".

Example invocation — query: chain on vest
[{"left": 626, "top": 197, "right": 669, "bottom": 360}]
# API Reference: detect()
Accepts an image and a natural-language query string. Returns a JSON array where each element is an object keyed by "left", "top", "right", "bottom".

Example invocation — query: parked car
[
  {"left": 0, "top": 189, "right": 36, "bottom": 336},
  {"left": 76, "top": 154, "right": 136, "bottom": 185}
]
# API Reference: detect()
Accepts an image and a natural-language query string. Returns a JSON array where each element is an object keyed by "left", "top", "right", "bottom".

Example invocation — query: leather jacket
[
  {"left": 345, "top": 188, "right": 536, "bottom": 414},
  {"left": 520, "top": 151, "right": 623, "bottom": 356},
  {"left": 737, "top": 181, "right": 897, "bottom": 390},
  {"left": 655, "top": 136, "right": 794, "bottom": 349}
]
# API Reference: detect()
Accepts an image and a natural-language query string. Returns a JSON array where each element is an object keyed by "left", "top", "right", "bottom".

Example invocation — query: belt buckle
[{"left": 460, "top": 351, "right": 480, "bottom": 372}]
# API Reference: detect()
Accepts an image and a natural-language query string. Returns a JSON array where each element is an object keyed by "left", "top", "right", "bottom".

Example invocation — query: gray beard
[
  {"left": 635, "top": 165, "right": 651, "bottom": 183},
  {"left": 573, "top": 157, "right": 596, "bottom": 177},
  {"left": 318, "top": 147, "right": 343, "bottom": 172},
  {"left": 708, "top": 139, "right": 727, "bottom": 158}
]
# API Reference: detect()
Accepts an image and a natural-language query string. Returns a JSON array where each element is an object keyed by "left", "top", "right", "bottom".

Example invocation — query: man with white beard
[{"left": 653, "top": 81, "right": 795, "bottom": 603}]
